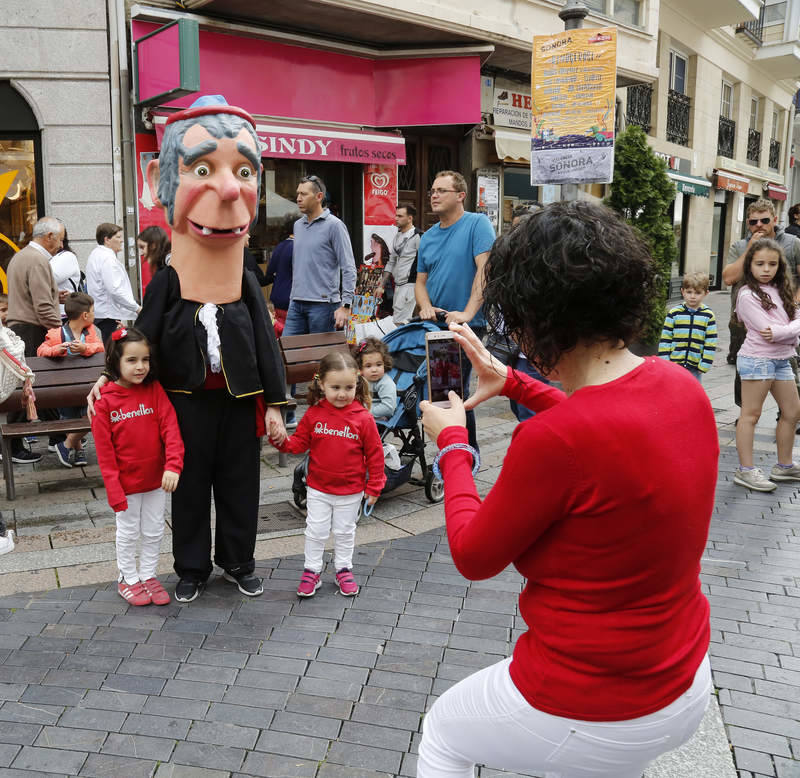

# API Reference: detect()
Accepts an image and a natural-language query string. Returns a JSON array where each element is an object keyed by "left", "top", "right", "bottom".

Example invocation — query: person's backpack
[
  {"left": 68, "top": 271, "right": 88, "bottom": 294},
  {"left": 406, "top": 228, "right": 424, "bottom": 285}
]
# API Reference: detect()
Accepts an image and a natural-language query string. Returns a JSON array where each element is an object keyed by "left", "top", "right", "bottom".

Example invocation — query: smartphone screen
[{"left": 427, "top": 337, "right": 464, "bottom": 405}]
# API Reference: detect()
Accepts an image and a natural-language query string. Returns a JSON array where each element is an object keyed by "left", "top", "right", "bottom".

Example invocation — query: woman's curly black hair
[{"left": 484, "top": 201, "right": 657, "bottom": 374}]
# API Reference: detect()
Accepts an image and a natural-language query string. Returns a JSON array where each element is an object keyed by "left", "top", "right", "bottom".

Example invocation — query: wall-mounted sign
[
  {"left": 134, "top": 18, "right": 200, "bottom": 107},
  {"left": 715, "top": 170, "right": 750, "bottom": 194},
  {"left": 530, "top": 27, "right": 617, "bottom": 186},
  {"left": 364, "top": 164, "right": 397, "bottom": 226},
  {"left": 493, "top": 86, "right": 532, "bottom": 131}
]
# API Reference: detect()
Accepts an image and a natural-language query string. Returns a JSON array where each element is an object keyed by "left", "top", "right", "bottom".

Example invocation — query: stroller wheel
[{"left": 424, "top": 469, "right": 444, "bottom": 503}]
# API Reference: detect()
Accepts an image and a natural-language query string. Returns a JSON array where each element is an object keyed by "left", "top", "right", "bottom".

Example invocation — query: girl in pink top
[{"left": 734, "top": 237, "right": 800, "bottom": 492}]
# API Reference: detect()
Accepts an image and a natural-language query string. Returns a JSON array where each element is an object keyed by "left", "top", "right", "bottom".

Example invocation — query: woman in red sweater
[{"left": 418, "top": 202, "right": 718, "bottom": 778}]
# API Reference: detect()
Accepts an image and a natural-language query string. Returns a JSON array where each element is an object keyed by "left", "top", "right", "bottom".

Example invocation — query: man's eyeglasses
[
  {"left": 748, "top": 217, "right": 772, "bottom": 226},
  {"left": 428, "top": 188, "right": 459, "bottom": 197}
]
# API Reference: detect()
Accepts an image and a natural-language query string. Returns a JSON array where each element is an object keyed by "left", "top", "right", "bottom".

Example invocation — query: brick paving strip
[{"left": 0, "top": 289, "right": 793, "bottom": 776}]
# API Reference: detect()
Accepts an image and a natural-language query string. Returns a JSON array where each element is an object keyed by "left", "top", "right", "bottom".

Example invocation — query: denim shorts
[{"left": 737, "top": 355, "right": 795, "bottom": 381}]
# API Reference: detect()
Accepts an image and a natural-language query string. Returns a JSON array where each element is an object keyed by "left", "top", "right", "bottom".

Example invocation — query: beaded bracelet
[{"left": 432, "top": 443, "right": 481, "bottom": 481}]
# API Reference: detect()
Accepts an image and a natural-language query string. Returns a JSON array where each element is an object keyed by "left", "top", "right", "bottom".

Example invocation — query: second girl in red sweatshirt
[{"left": 269, "top": 351, "right": 385, "bottom": 598}]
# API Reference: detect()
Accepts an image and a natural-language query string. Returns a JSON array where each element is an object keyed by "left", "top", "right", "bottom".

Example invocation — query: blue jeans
[
  {"left": 283, "top": 301, "right": 339, "bottom": 422},
  {"left": 283, "top": 300, "right": 338, "bottom": 336},
  {"left": 509, "top": 355, "right": 550, "bottom": 422}
]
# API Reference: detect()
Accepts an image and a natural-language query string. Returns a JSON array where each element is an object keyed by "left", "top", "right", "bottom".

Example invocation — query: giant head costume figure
[{"left": 147, "top": 95, "right": 261, "bottom": 303}]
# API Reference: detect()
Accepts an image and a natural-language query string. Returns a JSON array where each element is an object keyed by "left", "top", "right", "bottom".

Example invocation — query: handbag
[
  {"left": 0, "top": 324, "right": 35, "bottom": 404},
  {"left": 484, "top": 329, "right": 520, "bottom": 366}
]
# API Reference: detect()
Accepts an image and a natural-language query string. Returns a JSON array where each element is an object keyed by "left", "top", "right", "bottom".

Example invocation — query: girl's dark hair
[
  {"left": 353, "top": 337, "right": 392, "bottom": 370},
  {"left": 137, "top": 226, "right": 171, "bottom": 273},
  {"left": 307, "top": 351, "right": 370, "bottom": 409},
  {"left": 104, "top": 327, "right": 156, "bottom": 384},
  {"left": 60, "top": 228, "right": 73, "bottom": 255},
  {"left": 483, "top": 201, "right": 657, "bottom": 374},
  {"left": 741, "top": 237, "right": 796, "bottom": 319}
]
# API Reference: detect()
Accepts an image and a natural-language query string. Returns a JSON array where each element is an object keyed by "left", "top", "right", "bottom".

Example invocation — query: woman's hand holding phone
[{"left": 420, "top": 391, "right": 467, "bottom": 445}]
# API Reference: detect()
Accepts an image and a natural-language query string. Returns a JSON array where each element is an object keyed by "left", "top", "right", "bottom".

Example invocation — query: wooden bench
[
  {"left": 0, "top": 353, "right": 105, "bottom": 500},
  {"left": 277, "top": 331, "right": 351, "bottom": 466}
]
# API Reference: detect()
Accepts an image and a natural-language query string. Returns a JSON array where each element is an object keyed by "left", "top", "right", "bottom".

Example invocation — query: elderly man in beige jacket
[{"left": 6, "top": 216, "right": 65, "bottom": 463}]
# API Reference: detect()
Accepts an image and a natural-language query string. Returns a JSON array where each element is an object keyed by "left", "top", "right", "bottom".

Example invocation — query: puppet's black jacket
[{"left": 136, "top": 264, "right": 286, "bottom": 402}]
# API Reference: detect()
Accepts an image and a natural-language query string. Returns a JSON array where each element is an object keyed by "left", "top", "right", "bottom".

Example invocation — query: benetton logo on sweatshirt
[
  {"left": 313, "top": 421, "right": 359, "bottom": 440},
  {"left": 110, "top": 404, "right": 154, "bottom": 423}
]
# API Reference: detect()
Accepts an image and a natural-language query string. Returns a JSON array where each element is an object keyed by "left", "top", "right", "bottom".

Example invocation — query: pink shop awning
[{"left": 153, "top": 116, "right": 406, "bottom": 165}]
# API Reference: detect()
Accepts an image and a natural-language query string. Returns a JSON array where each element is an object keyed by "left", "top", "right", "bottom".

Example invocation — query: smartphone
[{"left": 425, "top": 331, "right": 464, "bottom": 407}]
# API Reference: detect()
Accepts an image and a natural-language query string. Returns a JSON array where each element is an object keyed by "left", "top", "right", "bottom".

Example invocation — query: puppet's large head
[
  {"left": 148, "top": 95, "right": 261, "bottom": 244},
  {"left": 146, "top": 96, "right": 262, "bottom": 302}
]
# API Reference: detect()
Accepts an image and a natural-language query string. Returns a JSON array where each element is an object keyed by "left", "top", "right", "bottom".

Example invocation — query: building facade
[{"left": 0, "top": 0, "right": 119, "bottom": 282}]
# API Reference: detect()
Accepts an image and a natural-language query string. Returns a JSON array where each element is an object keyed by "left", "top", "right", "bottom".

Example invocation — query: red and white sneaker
[
  {"left": 142, "top": 577, "right": 170, "bottom": 606},
  {"left": 335, "top": 568, "right": 359, "bottom": 596},
  {"left": 118, "top": 580, "right": 152, "bottom": 606},
  {"left": 297, "top": 569, "right": 321, "bottom": 597}
]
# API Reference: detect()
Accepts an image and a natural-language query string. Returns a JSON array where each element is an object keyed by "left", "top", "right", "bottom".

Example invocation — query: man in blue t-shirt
[{"left": 416, "top": 170, "right": 497, "bottom": 449}]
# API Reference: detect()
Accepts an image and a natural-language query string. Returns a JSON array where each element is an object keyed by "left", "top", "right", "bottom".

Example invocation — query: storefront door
[
  {"left": 398, "top": 134, "right": 460, "bottom": 230},
  {"left": 709, "top": 201, "right": 726, "bottom": 289}
]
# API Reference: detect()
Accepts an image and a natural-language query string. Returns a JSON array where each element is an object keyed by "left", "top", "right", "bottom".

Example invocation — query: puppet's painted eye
[
  {"left": 237, "top": 165, "right": 253, "bottom": 179},
  {"left": 194, "top": 164, "right": 210, "bottom": 177}
]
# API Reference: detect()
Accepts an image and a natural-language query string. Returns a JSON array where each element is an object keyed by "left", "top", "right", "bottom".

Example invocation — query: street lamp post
[{"left": 558, "top": 1, "right": 589, "bottom": 202}]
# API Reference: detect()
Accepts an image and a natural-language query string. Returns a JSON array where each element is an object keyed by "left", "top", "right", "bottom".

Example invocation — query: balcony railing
[
  {"left": 666, "top": 90, "right": 690, "bottom": 147},
  {"left": 735, "top": 2, "right": 765, "bottom": 46},
  {"left": 718, "top": 116, "right": 736, "bottom": 157},
  {"left": 769, "top": 139, "right": 781, "bottom": 170},
  {"left": 626, "top": 84, "right": 653, "bottom": 133},
  {"left": 747, "top": 128, "right": 762, "bottom": 165}
]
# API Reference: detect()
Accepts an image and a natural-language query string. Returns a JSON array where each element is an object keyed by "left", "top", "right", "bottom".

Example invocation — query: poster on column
[
  {"left": 364, "top": 164, "right": 397, "bottom": 226},
  {"left": 530, "top": 27, "right": 617, "bottom": 186}
]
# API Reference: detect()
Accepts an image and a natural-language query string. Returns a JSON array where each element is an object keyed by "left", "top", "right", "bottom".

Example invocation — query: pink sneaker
[
  {"left": 297, "top": 569, "right": 321, "bottom": 597},
  {"left": 118, "top": 581, "right": 152, "bottom": 607},
  {"left": 335, "top": 568, "right": 359, "bottom": 596},
  {"left": 142, "top": 577, "right": 170, "bottom": 606}
]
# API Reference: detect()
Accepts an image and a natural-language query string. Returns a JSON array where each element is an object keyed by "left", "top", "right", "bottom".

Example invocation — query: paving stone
[
  {"left": 187, "top": 719, "right": 259, "bottom": 750},
  {"left": 234, "top": 668, "right": 297, "bottom": 692},
  {"left": 253, "top": 729, "right": 329, "bottom": 760},
  {"left": 239, "top": 750, "right": 318, "bottom": 777},
  {"left": 102, "top": 732, "right": 176, "bottom": 762},
  {"left": 79, "top": 751, "right": 157, "bottom": 778},
  {"left": 171, "top": 740, "right": 245, "bottom": 771},
  {"left": 156, "top": 765, "right": 229, "bottom": 778},
  {"left": 11, "top": 744, "right": 88, "bottom": 774},
  {"left": 296, "top": 675, "right": 362, "bottom": 701},
  {"left": 187, "top": 647, "right": 248, "bottom": 668},
  {"left": 80, "top": 689, "right": 147, "bottom": 713},
  {"left": 734, "top": 747, "right": 777, "bottom": 775},
  {"left": 76, "top": 639, "right": 134, "bottom": 658},
  {"left": 325, "top": 741, "right": 403, "bottom": 774},
  {"left": 351, "top": 702, "right": 422, "bottom": 732},
  {"left": 141, "top": 695, "right": 210, "bottom": 720},
  {"left": 60, "top": 654, "right": 122, "bottom": 673},
  {"left": 205, "top": 701, "right": 274, "bottom": 729},
  {"left": 59, "top": 707, "right": 127, "bottom": 732},
  {"left": 102, "top": 673, "right": 166, "bottom": 696},
  {"left": 35, "top": 725, "right": 106, "bottom": 752},
  {"left": 284, "top": 692, "right": 353, "bottom": 720},
  {"left": 270, "top": 710, "right": 341, "bottom": 740},
  {"left": 131, "top": 643, "right": 191, "bottom": 662},
  {"left": 0, "top": 742, "right": 21, "bottom": 767},
  {"left": 0, "top": 701, "right": 63, "bottom": 726},
  {"left": 359, "top": 686, "right": 428, "bottom": 712},
  {"left": 316, "top": 765, "right": 394, "bottom": 778},
  {"left": 117, "top": 658, "right": 179, "bottom": 679},
  {"left": 305, "top": 660, "right": 369, "bottom": 685},
  {"left": 122, "top": 712, "right": 192, "bottom": 740},
  {"left": 221, "top": 685, "right": 288, "bottom": 710},
  {"left": 0, "top": 683, "right": 27, "bottom": 702},
  {"left": 41, "top": 670, "right": 106, "bottom": 690},
  {"left": 339, "top": 720, "right": 412, "bottom": 751}
]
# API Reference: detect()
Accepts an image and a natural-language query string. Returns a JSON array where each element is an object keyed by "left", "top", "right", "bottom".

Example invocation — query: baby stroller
[{"left": 292, "top": 319, "right": 446, "bottom": 510}]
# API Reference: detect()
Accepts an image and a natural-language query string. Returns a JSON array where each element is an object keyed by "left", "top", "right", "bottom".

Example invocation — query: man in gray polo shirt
[{"left": 285, "top": 175, "right": 356, "bottom": 336}]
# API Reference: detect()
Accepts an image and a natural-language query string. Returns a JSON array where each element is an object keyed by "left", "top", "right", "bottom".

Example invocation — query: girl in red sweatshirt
[
  {"left": 269, "top": 351, "right": 385, "bottom": 597},
  {"left": 91, "top": 328, "right": 184, "bottom": 607}
]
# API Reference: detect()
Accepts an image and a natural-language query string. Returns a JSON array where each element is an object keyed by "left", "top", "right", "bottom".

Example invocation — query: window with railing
[
  {"left": 720, "top": 82, "right": 733, "bottom": 120},
  {"left": 626, "top": 84, "right": 653, "bottom": 133},
  {"left": 747, "top": 128, "right": 762, "bottom": 165},
  {"left": 769, "top": 139, "right": 781, "bottom": 170},
  {"left": 667, "top": 90, "right": 691, "bottom": 146},
  {"left": 735, "top": 2, "right": 766, "bottom": 45},
  {"left": 718, "top": 116, "right": 736, "bottom": 157}
]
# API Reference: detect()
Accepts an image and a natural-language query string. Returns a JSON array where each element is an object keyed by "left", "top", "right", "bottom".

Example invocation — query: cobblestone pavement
[{"left": 0, "top": 289, "right": 796, "bottom": 777}]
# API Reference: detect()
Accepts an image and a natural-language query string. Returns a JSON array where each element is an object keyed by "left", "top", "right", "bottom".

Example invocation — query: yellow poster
[{"left": 530, "top": 27, "right": 617, "bottom": 185}]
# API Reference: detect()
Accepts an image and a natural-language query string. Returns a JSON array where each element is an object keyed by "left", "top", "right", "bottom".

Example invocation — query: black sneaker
[
  {"left": 11, "top": 449, "right": 42, "bottom": 464},
  {"left": 174, "top": 579, "right": 205, "bottom": 603},
  {"left": 222, "top": 571, "right": 263, "bottom": 596}
]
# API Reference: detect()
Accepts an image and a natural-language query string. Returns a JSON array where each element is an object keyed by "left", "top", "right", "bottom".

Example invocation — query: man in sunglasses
[{"left": 721, "top": 198, "right": 800, "bottom": 406}]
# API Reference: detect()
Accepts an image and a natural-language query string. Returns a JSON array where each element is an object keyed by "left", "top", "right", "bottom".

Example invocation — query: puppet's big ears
[{"left": 146, "top": 158, "right": 163, "bottom": 210}]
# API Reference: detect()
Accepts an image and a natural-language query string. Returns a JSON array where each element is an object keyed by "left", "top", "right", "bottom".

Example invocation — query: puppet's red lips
[{"left": 189, "top": 220, "right": 248, "bottom": 237}]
